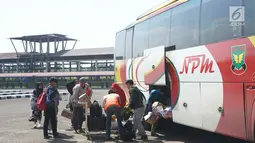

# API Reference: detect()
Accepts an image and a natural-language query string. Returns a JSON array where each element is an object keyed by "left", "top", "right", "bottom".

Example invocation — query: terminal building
[{"left": 0, "top": 34, "right": 114, "bottom": 89}]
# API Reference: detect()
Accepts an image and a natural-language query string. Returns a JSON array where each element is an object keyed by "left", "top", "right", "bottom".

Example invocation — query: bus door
[{"left": 143, "top": 45, "right": 166, "bottom": 86}]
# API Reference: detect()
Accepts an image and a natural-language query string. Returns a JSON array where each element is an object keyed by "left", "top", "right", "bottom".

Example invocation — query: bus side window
[
  {"left": 148, "top": 9, "right": 171, "bottom": 49},
  {"left": 115, "top": 30, "right": 126, "bottom": 60},
  {"left": 200, "top": 0, "right": 242, "bottom": 45},
  {"left": 170, "top": 0, "right": 200, "bottom": 50},
  {"left": 244, "top": 0, "right": 255, "bottom": 37},
  {"left": 133, "top": 20, "right": 149, "bottom": 58},
  {"left": 125, "top": 28, "right": 134, "bottom": 60}
]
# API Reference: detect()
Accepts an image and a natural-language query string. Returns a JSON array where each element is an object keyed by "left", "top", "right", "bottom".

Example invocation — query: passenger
[
  {"left": 103, "top": 89, "right": 123, "bottom": 141},
  {"left": 71, "top": 77, "right": 92, "bottom": 133},
  {"left": 29, "top": 82, "right": 44, "bottom": 128},
  {"left": 125, "top": 80, "right": 148, "bottom": 140},
  {"left": 111, "top": 83, "right": 126, "bottom": 107},
  {"left": 43, "top": 77, "right": 60, "bottom": 139},
  {"left": 146, "top": 89, "right": 163, "bottom": 136},
  {"left": 48, "top": 85, "right": 62, "bottom": 132},
  {"left": 66, "top": 79, "right": 78, "bottom": 129}
]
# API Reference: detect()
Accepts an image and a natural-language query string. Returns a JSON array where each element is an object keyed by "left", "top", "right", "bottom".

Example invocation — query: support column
[
  {"left": 40, "top": 40, "right": 43, "bottom": 53},
  {"left": 77, "top": 61, "right": 80, "bottom": 72},
  {"left": 25, "top": 41, "right": 28, "bottom": 53},
  {"left": 46, "top": 61, "right": 49, "bottom": 72},
  {"left": 90, "top": 61, "right": 93, "bottom": 71},
  {"left": 69, "top": 62, "right": 72, "bottom": 72},
  {"left": 55, "top": 61, "right": 57, "bottom": 72},
  {"left": 16, "top": 60, "right": 19, "bottom": 73},
  {"left": 2, "top": 64, "right": 4, "bottom": 73},
  {"left": 62, "top": 61, "right": 64, "bottom": 72},
  {"left": 95, "top": 60, "right": 98, "bottom": 71},
  {"left": 54, "top": 40, "right": 57, "bottom": 53},
  {"left": 62, "top": 40, "right": 65, "bottom": 50},
  {"left": 106, "top": 60, "right": 108, "bottom": 71},
  {"left": 47, "top": 37, "right": 50, "bottom": 54},
  {"left": 34, "top": 42, "right": 36, "bottom": 52}
]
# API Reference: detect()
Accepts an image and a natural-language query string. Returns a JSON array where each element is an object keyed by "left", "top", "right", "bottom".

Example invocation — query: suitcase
[
  {"left": 61, "top": 109, "right": 73, "bottom": 120},
  {"left": 120, "top": 120, "right": 135, "bottom": 142},
  {"left": 87, "top": 115, "right": 106, "bottom": 131}
]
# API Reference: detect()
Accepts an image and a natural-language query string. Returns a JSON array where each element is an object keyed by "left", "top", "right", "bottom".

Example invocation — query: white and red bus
[{"left": 114, "top": 0, "right": 255, "bottom": 141}]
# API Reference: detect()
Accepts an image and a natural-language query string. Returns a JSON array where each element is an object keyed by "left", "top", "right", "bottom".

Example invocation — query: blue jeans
[{"left": 105, "top": 106, "right": 123, "bottom": 138}]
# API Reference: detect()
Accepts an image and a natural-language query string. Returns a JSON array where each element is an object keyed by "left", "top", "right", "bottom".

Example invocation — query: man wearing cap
[
  {"left": 43, "top": 77, "right": 60, "bottom": 139},
  {"left": 71, "top": 77, "right": 92, "bottom": 133}
]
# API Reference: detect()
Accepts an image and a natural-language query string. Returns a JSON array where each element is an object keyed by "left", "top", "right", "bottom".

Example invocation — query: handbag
[{"left": 61, "top": 109, "right": 73, "bottom": 120}]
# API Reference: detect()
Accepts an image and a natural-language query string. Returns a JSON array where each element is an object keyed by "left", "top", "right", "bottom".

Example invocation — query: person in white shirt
[{"left": 71, "top": 77, "right": 92, "bottom": 133}]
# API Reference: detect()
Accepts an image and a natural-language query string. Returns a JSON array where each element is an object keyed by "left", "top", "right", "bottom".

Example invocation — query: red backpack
[{"left": 36, "top": 91, "right": 47, "bottom": 110}]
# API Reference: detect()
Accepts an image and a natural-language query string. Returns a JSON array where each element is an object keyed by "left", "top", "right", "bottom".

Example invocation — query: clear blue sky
[{"left": 0, "top": 0, "right": 166, "bottom": 53}]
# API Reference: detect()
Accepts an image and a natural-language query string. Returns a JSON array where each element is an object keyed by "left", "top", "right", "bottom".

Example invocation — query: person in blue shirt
[
  {"left": 43, "top": 77, "right": 61, "bottom": 139},
  {"left": 146, "top": 89, "right": 167, "bottom": 136}
]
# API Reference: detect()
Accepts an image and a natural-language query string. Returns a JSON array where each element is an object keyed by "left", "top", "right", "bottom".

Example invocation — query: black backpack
[
  {"left": 90, "top": 100, "right": 102, "bottom": 117},
  {"left": 120, "top": 120, "right": 135, "bottom": 141},
  {"left": 66, "top": 80, "right": 76, "bottom": 95}
]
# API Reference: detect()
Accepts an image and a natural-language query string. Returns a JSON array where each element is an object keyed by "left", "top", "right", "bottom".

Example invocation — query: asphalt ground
[{"left": 0, "top": 89, "right": 248, "bottom": 143}]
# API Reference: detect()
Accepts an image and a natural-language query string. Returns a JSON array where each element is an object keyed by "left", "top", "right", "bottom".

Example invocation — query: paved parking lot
[{"left": 0, "top": 89, "right": 248, "bottom": 143}]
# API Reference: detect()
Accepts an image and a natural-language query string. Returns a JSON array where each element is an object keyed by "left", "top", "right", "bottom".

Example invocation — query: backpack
[
  {"left": 141, "top": 91, "right": 146, "bottom": 105},
  {"left": 36, "top": 91, "right": 47, "bottom": 110},
  {"left": 120, "top": 120, "right": 135, "bottom": 141},
  {"left": 66, "top": 80, "right": 77, "bottom": 95},
  {"left": 90, "top": 100, "right": 102, "bottom": 117},
  {"left": 138, "top": 89, "right": 146, "bottom": 107}
]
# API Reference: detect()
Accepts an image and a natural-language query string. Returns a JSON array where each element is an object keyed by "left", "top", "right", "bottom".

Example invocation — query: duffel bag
[{"left": 61, "top": 109, "right": 73, "bottom": 120}]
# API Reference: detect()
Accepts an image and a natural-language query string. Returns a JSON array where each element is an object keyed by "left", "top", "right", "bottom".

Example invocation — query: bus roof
[{"left": 136, "top": 0, "right": 188, "bottom": 23}]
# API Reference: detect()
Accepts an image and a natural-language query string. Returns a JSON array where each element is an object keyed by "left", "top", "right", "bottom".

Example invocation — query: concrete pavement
[{"left": 0, "top": 89, "right": 247, "bottom": 143}]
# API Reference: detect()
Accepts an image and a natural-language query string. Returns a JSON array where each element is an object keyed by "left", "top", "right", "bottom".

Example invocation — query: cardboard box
[
  {"left": 158, "top": 106, "right": 172, "bottom": 119},
  {"left": 152, "top": 102, "right": 166, "bottom": 114},
  {"left": 144, "top": 112, "right": 159, "bottom": 125}
]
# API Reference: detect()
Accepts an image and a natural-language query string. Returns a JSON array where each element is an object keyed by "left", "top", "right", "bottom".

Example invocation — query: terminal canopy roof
[{"left": 9, "top": 33, "right": 76, "bottom": 43}]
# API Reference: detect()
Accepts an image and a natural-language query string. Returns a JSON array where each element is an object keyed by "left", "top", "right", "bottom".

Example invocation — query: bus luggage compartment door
[
  {"left": 143, "top": 45, "right": 166, "bottom": 86},
  {"left": 172, "top": 82, "right": 203, "bottom": 129}
]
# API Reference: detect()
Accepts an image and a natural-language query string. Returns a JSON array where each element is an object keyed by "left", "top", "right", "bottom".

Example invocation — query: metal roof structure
[
  {"left": 0, "top": 47, "right": 114, "bottom": 61},
  {"left": 0, "top": 71, "right": 114, "bottom": 78},
  {"left": 9, "top": 34, "right": 76, "bottom": 43},
  {"left": 9, "top": 33, "right": 78, "bottom": 55},
  {"left": 53, "top": 47, "right": 113, "bottom": 57}
]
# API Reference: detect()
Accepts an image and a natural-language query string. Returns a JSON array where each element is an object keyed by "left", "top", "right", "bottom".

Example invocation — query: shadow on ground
[
  {"left": 46, "top": 133, "right": 76, "bottom": 143},
  {"left": 86, "top": 133, "right": 164, "bottom": 143},
  {"left": 154, "top": 118, "right": 247, "bottom": 143}
]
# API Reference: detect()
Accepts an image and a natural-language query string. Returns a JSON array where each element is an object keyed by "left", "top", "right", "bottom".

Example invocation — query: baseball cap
[{"left": 79, "top": 77, "right": 86, "bottom": 83}]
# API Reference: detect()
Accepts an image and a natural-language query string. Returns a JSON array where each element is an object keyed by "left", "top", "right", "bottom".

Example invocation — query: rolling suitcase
[
  {"left": 120, "top": 120, "right": 135, "bottom": 142},
  {"left": 87, "top": 114, "right": 106, "bottom": 131}
]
